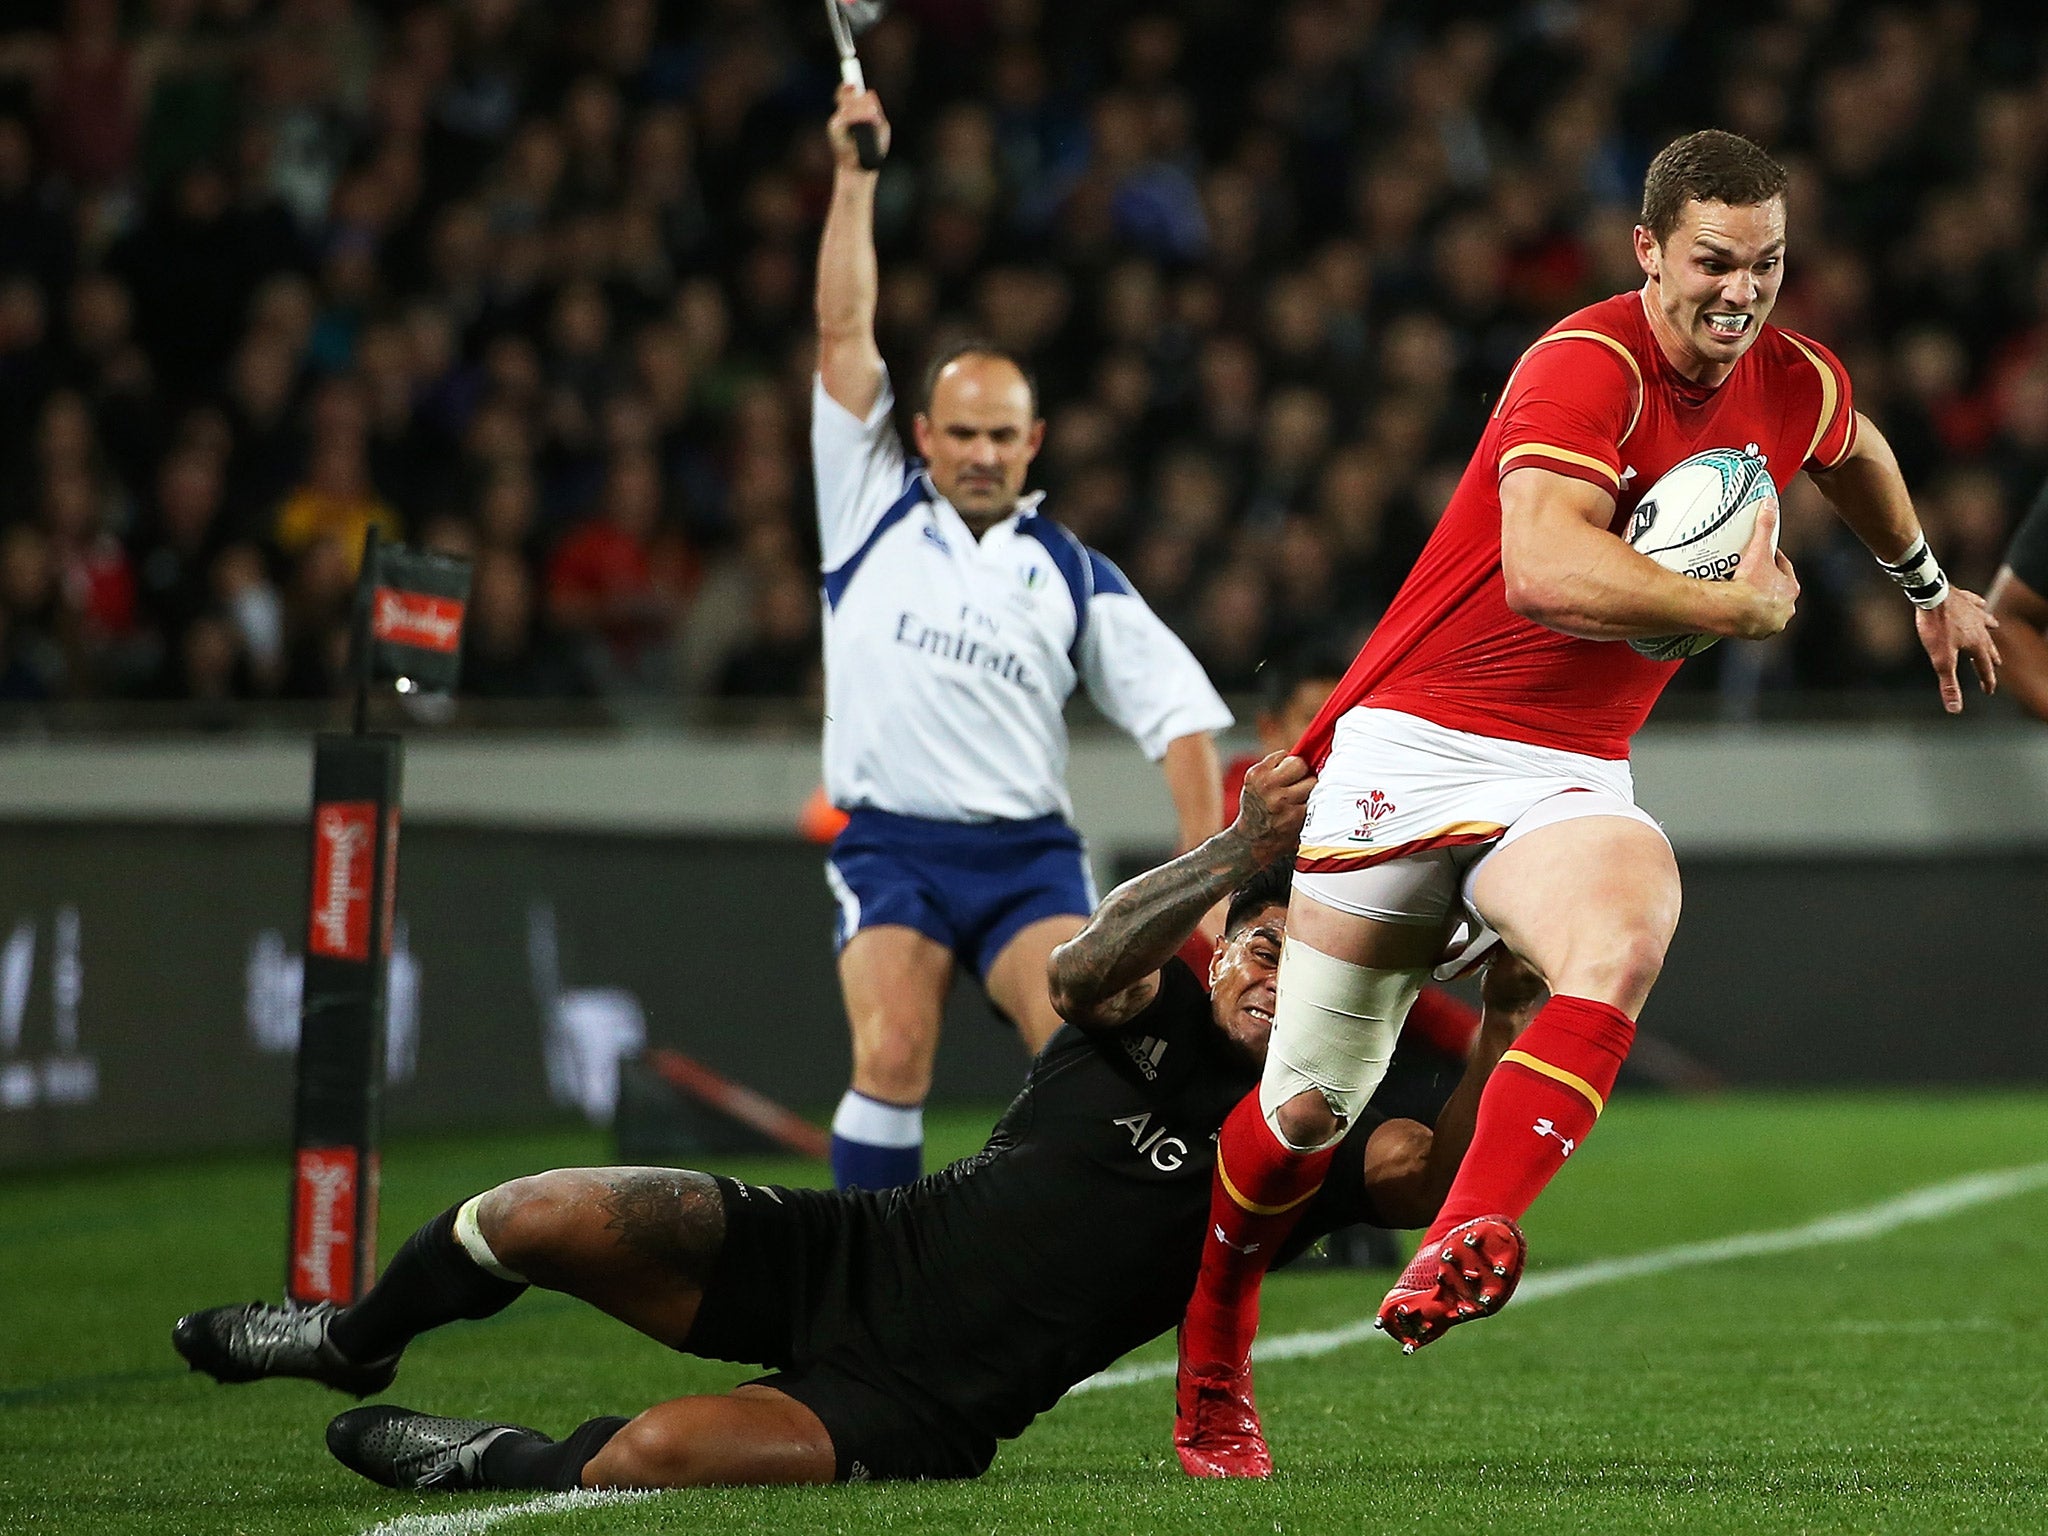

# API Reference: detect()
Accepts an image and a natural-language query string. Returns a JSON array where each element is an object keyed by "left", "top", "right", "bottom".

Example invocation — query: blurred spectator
[
  {"left": 0, "top": 523, "right": 68, "bottom": 698},
  {"left": 714, "top": 556, "right": 822, "bottom": 702},
  {"left": 544, "top": 450, "right": 689, "bottom": 689},
  {"left": 461, "top": 547, "right": 592, "bottom": 700},
  {"left": 0, "top": 0, "right": 2032, "bottom": 720},
  {"left": 273, "top": 435, "right": 402, "bottom": 576},
  {"left": 135, "top": 447, "right": 224, "bottom": 654}
]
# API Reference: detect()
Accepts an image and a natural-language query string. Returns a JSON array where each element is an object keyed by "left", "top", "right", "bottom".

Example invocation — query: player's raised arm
[
  {"left": 1806, "top": 412, "right": 2000, "bottom": 713},
  {"left": 814, "top": 84, "right": 891, "bottom": 419},
  {"left": 1500, "top": 466, "right": 1799, "bottom": 643},
  {"left": 1048, "top": 753, "right": 1311, "bottom": 1030},
  {"left": 1353, "top": 953, "right": 1547, "bottom": 1230}
]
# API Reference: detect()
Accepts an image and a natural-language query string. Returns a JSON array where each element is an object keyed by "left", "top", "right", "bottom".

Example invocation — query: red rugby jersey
[{"left": 1296, "top": 290, "right": 1857, "bottom": 764}]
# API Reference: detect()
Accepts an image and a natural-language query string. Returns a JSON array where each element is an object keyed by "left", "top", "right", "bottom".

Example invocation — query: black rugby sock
[
  {"left": 479, "top": 1416, "right": 631, "bottom": 1490},
  {"left": 327, "top": 1202, "right": 527, "bottom": 1363}
]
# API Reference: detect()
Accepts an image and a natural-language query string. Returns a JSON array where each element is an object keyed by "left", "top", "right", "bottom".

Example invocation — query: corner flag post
[{"left": 285, "top": 529, "right": 470, "bottom": 1306}]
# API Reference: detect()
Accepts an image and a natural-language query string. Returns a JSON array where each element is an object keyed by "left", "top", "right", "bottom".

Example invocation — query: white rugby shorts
[{"left": 1293, "top": 708, "right": 1666, "bottom": 929}]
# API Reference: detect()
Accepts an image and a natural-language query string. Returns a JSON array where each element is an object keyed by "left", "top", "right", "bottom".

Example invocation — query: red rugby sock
[
  {"left": 1180, "top": 1092, "right": 1334, "bottom": 1374},
  {"left": 1419, "top": 995, "right": 1635, "bottom": 1249},
  {"left": 1405, "top": 987, "right": 1480, "bottom": 1058}
]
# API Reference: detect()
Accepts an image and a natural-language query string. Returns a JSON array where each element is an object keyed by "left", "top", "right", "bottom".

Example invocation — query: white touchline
[
  {"left": 354, "top": 1159, "right": 2048, "bottom": 1534},
  {"left": 1067, "top": 1158, "right": 2048, "bottom": 1394},
  {"left": 360, "top": 1486, "right": 658, "bottom": 1536}
]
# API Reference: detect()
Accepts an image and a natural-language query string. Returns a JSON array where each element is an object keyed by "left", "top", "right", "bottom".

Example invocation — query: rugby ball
[{"left": 1624, "top": 444, "right": 1778, "bottom": 661}]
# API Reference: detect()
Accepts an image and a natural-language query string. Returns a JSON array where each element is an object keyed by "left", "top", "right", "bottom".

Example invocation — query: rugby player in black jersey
[{"left": 172, "top": 751, "right": 1544, "bottom": 1491}]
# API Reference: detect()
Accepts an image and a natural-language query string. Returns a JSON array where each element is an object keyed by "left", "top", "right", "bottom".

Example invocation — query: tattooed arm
[{"left": 1048, "top": 752, "right": 1314, "bottom": 1031}]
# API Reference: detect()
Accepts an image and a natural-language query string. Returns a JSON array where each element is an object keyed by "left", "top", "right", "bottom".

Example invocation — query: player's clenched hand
[
  {"left": 1726, "top": 499, "right": 1799, "bottom": 640},
  {"left": 1914, "top": 586, "right": 2001, "bottom": 714},
  {"left": 1232, "top": 751, "right": 1314, "bottom": 866},
  {"left": 828, "top": 84, "right": 891, "bottom": 171}
]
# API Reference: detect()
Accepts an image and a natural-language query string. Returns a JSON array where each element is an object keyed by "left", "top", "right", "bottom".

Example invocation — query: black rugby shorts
[{"left": 683, "top": 1176, "right": 995, "bottom": 1482}]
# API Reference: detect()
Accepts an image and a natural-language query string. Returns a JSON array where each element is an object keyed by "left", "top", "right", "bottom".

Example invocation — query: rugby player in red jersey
[{"left": 1172, "top": 130, "right": 2003, "bottom": 1477}]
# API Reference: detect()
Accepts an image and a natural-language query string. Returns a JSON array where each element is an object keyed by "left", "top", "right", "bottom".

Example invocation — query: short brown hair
[{"left": 1639, "top": 130, "right": 1788, "bottom": 244}]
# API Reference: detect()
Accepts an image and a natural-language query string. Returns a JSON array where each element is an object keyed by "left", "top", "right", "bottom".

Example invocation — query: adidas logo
[{"left": 1123, "top": 1034, "right": 1169, "bottom": 1081}]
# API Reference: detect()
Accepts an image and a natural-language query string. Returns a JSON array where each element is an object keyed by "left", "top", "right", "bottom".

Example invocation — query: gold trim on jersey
[
  {"left": 1501, "top": 1048, "right": 1606, "bottom": 1115},
  {"left": 1499, "top": 442, "right": 1621, "bottom": 489},
  {"left": 1492, "top": 327, "right": 1645, "bottom": 444},
  {"left": 1295, "top": 821, "right": 1507, "bottom": 874},
  {"left": 1781, "top": 330, "right": 1850, "bottom": 468}
]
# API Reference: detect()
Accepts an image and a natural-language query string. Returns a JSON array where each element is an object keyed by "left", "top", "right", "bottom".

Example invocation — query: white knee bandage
[
  {"left": 454, "top": 1193, "right": 526, "bottom": 1283},
  {"left": 1258, "top": 938, "right": 1425, "bottom": 1151}
]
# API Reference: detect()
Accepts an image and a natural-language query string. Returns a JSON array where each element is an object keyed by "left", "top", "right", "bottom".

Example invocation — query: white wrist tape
[
  {"left": 1257, "top": 937, "right": 1424, "bottom": 1151},
  {"left": 1879, "top": 537, "right": 1949, "bottom": 610}
]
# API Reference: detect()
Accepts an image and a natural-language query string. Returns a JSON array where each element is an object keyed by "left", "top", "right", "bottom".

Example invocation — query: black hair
[
  {"left": 919, "top": 339, "right": 1041, "bottom": 418},
  {"left": 1640, "top": 129, "right": 1788, "bottom": 243},
  {"left": 1256, "top": 641, "right": 1353, "bottom": 717},
  {"left": 1225, "top": 862, "right": 1293, "bottom": 935}
]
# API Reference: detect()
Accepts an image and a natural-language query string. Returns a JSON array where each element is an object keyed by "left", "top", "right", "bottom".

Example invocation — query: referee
[
  {"left": 1991, "top": 484, "right": 2048, "bottom": 721},
  {"left": 810, "top": 85, "right": 1232, "bottom": 1190}
]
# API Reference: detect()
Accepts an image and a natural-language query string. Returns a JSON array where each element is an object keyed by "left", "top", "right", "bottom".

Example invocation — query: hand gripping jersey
[
  {"left": 1296, "top": 291, "right": 1858, "bottom": 765},
  {"left": 812, "top": 375, "right": 1232, "bottom": 823}
]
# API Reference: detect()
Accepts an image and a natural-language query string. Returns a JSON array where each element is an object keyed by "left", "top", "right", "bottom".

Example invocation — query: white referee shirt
[{"left": 812, "top": 372, "right": 1233, "bottom": 824}]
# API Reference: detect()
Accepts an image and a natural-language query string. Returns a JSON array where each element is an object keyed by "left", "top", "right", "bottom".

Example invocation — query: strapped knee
[
  {"left": 1258, "top": 938, "right": 1425, "bottom": 1152},
  {"left": 455, "top": 1192, "right": 528, "bottom": 1283}
]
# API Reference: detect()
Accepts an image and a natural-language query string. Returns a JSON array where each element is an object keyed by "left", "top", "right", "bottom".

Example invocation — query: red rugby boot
[
  {"left": 1374, "top": 1215, "right": 1526, "bottom": 1355},
  {"left": 1172, "top": 1337, "right": 1272, "bottom": 1478}
]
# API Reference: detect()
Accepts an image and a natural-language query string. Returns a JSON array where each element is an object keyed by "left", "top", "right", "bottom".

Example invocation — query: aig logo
[{"left": 1112, "top": 1111, "right": 1189, "bottom": 1171}]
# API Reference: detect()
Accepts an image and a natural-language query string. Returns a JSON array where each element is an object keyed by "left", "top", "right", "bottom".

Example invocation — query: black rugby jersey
[
  {"left": 2010, "top": 484, "right": 2048, "bottom": 595},
  {"left": 850, "top": 957, "right": 1445, "bottom": 1445}
]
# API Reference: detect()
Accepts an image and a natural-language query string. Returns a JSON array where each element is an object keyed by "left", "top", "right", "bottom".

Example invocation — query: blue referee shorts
[{"left": 825, "top": 809, "right": 1097, "bottom": 982}]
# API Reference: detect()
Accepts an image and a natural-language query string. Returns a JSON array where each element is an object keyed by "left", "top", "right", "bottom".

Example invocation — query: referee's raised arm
[{"left": 815, "top": 85, "right": 891, "bottom": 421}]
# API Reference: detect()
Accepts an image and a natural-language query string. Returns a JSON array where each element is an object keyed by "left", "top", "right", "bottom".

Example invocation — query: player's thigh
[
  {"left": 837, "top": 925, "right": 954, "bottom": 1092},
  {"left": 585, "top": 1384, "right": 835, "bottom": 1488},
  {"left": 1466, "top": 813, "right": 1680, "bottom": 1018},
  {"left": 1286, "top": 885, "right": 1457, "bottom": 969},
  {"left": 982, "top": 912, "right": 1087, "bottom": 1053},
  {"left": 481, "top": 1166, "right": 725, "bottom": 1347}
]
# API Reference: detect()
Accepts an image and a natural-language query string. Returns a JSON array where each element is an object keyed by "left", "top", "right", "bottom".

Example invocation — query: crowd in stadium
[{"left": 0, "top": 0, "right": 2041, "bottom": 714}]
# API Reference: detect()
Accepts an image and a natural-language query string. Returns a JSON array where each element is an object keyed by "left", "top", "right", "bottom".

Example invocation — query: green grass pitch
[{"left": 5, "top": 1093, "right": 2046, "bottom": 1535}]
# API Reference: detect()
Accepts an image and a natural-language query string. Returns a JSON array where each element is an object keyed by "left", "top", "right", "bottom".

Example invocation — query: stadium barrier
[{"left": 0, "top": 724, "right": 2043, "bottom": 1168}]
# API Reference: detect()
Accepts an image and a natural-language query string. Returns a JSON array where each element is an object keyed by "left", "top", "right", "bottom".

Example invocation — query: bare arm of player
[
  {"left": 1807, "top": 413, "right": 2001, "bottom": 713},
  {"left": 1354, "top": 954, "right": 1548, "bottom": 1230},
  {"left": 1159, "top": 732, "right": 1224, "bottom": 855},
  {"left": 814, "top": 85, "right": 892, "bottom": 420},
  {"left": 1500, "top": 466, "right": 1799, "bottom": 642},
  {"left": 1987, "top": 567, "right": 2048, "bottom": 723},
  {"left": 1047, "top": 752, "right": 1311, "bottom": 1030}
]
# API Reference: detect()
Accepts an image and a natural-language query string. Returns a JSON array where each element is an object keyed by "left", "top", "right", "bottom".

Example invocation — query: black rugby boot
[
  {"left": 327, "top": 1406, "right": 529, "bottom": 1490},
  {"left": 172, "top": 1300, "right": 399, "bottom": 1397}
]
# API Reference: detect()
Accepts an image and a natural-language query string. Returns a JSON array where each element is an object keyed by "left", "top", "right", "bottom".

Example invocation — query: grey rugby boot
[
  {"left": 327, "top": 1405, "right": 525, "bottom": 1490},
  {"left": 172, "top": 1300, "right": 399, "bottom": 1397}
]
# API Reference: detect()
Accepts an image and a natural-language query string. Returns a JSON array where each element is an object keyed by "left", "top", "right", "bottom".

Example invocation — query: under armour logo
[
  {"left": 1214, "top": 1223, "right": 1261, "bottom": 1255},
  {"left": 1533, "top": 1117, "right": 1576, "bottom": 1157}
]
